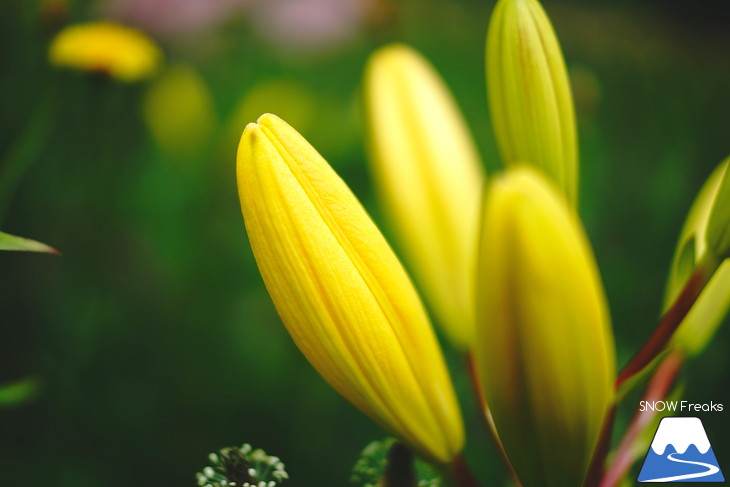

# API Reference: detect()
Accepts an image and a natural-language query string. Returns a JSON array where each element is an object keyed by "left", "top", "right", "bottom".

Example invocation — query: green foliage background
[{"left": 0, "top": 0, "right": 728, "bottom": 485}]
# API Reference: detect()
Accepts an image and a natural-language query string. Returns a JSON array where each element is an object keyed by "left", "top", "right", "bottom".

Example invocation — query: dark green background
[{"left": 1, "top": 0, "right": 728, "bottom": 485}]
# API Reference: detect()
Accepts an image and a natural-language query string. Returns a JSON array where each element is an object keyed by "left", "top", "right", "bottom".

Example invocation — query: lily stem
[
  {"left": 616, "top": 254, "right": 717, "bottom": 388},
  {"left": 446, "top": 454, "right": 483, "bottom": 487},
  {"left": 583, "top": 406, "right": 616, "bottom": 487},
  {"left": 466, "top": 353, "right": 520, "bottom": 485},
  {"left": 599, "top": 350, "right": 684, "bottom": 487}
]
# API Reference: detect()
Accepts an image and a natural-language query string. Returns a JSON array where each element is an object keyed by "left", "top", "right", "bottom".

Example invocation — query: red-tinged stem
[
  {"left": 466, "top": 353, "right": 521, "bottom": 486},
  {"left": 600, "top": 351, "right": 684, "bottom": 487},
  {"left": 583, "top": 406, "right": 616, "bottom": 487},
  {"left": 466, "top": 353, "right": 486, "bottom": 416},
  {"left": 450, "top": 454, "right": 483, "bottom": 487},
  {"left": 616, "top": 259, "right": 715, "bottom": 389}
]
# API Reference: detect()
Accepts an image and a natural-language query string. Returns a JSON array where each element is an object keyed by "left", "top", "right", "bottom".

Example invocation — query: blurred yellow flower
[
  {"left": 486, "top": 0, "right": 578, "bottom": 206},
  {"left": 237, "top": 114, "right": 464, "bottom": 465},
  {"left": 474, "top": 168, "right": 615, "bottom": 487},
  {"left": 364, "top": 44, "right": 484, "bottom": 349},
  {"left": 226, "top": 78, "right": 316, "bottom": 154},
  {"left": 143, "top": 63, "right": 217, "bottom": 157},
  {"left": 49, "top": 21, "right": 161, "bottom": 82}
]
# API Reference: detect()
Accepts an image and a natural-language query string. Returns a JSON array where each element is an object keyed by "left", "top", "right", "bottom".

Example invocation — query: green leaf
[
  {"left": 0, "top": 230, "right": 58, "bottom": 254},
  {"left": 0, "top": 377, "right": 40, "bottom": 408}
]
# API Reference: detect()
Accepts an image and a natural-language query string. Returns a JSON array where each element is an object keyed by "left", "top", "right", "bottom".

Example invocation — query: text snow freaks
[{"left": 639, "top": 401, "right": 724, "bottom": 412}]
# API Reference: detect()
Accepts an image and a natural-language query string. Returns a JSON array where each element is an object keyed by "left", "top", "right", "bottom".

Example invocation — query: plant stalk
[
  {"left": 600, "top": 350, "right": 683, "bottom": 487},
  {"left": 583, "top": 406, "right": 616, "bottom": 487},
  {"left": 616, "top": 255, "right": 716, "bottom": 388},
  {"left": 466, "top": 353, "right": 520, "bottom": 486},
  {"left": 445, "top": 454, "right": 483, "bottom": 487}
]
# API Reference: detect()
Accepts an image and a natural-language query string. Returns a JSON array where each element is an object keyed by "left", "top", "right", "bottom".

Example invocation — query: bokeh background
[{"left": 1, "top": 0, "right": 729, "bottom": 485}]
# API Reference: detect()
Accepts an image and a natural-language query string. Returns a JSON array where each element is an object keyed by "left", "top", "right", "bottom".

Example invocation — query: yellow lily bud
[
  {"left": 475, "top": 168, "right": 615, "bottom": 487},
  {"left": 237, "top": 114, "right": 464, "bottom": 465},
  {"left": 666, "top": 157, "right": 730, "bottom": 355},
  {"left": 486, "top": 0, "right": 578, "bottom": 205},
  {"left": 49, "top": 21, "right": 161, "bottom": 82},
  {"left": 364, "top": 44, "right": 484, "bottom": 349}
]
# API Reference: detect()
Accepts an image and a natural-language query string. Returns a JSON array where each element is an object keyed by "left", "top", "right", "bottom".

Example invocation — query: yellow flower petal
[
  {"left": 486, "top": 0, "right": 578, "bottom": 205},
  {"left": 364, "top": 44, "right": 484, "bottom": 349},
  {"left": 475, "top": 167, "right": 615, "bottom": 487},
  {"left": 237, "top": 113, "right": 464, "bottom": 465},
  {"left": 49, "top": 21, "right": 161, "bottom": 82}
]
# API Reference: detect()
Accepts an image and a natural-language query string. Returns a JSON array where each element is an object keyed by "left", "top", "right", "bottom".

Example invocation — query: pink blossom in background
[
  {"left": 249, "top": 0, "right": 370, "bottom": 52},
  {"left": 104, "top": 0, "right": 250, "bottom": 38}
]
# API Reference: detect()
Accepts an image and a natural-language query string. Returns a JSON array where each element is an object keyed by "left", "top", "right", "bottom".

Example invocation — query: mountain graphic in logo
[{"left": 638, "top": 417, "right": 725, "bottom": 482}]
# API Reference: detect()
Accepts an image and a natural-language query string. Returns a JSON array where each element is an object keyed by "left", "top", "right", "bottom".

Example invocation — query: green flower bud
[{"left": 486, "top": 0, "right": 578, "bottom": 206}]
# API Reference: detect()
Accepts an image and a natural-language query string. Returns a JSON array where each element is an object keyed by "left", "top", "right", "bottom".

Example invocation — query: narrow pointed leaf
[
  {"left": 0, "top": 377, "right": 39, "bottom": 408},
  {"left": 0, "top": 230, "right": 58, "bottom": 254}
]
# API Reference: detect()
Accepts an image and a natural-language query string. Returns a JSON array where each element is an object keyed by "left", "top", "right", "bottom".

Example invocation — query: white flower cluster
[{"left": 196, "top": 443, "right": 288, "bottom": 487}]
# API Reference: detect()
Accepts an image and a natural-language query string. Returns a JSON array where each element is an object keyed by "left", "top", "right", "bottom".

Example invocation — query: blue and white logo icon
[{"left": 638, "top": 417, "right": 724, "bottom": 482}]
